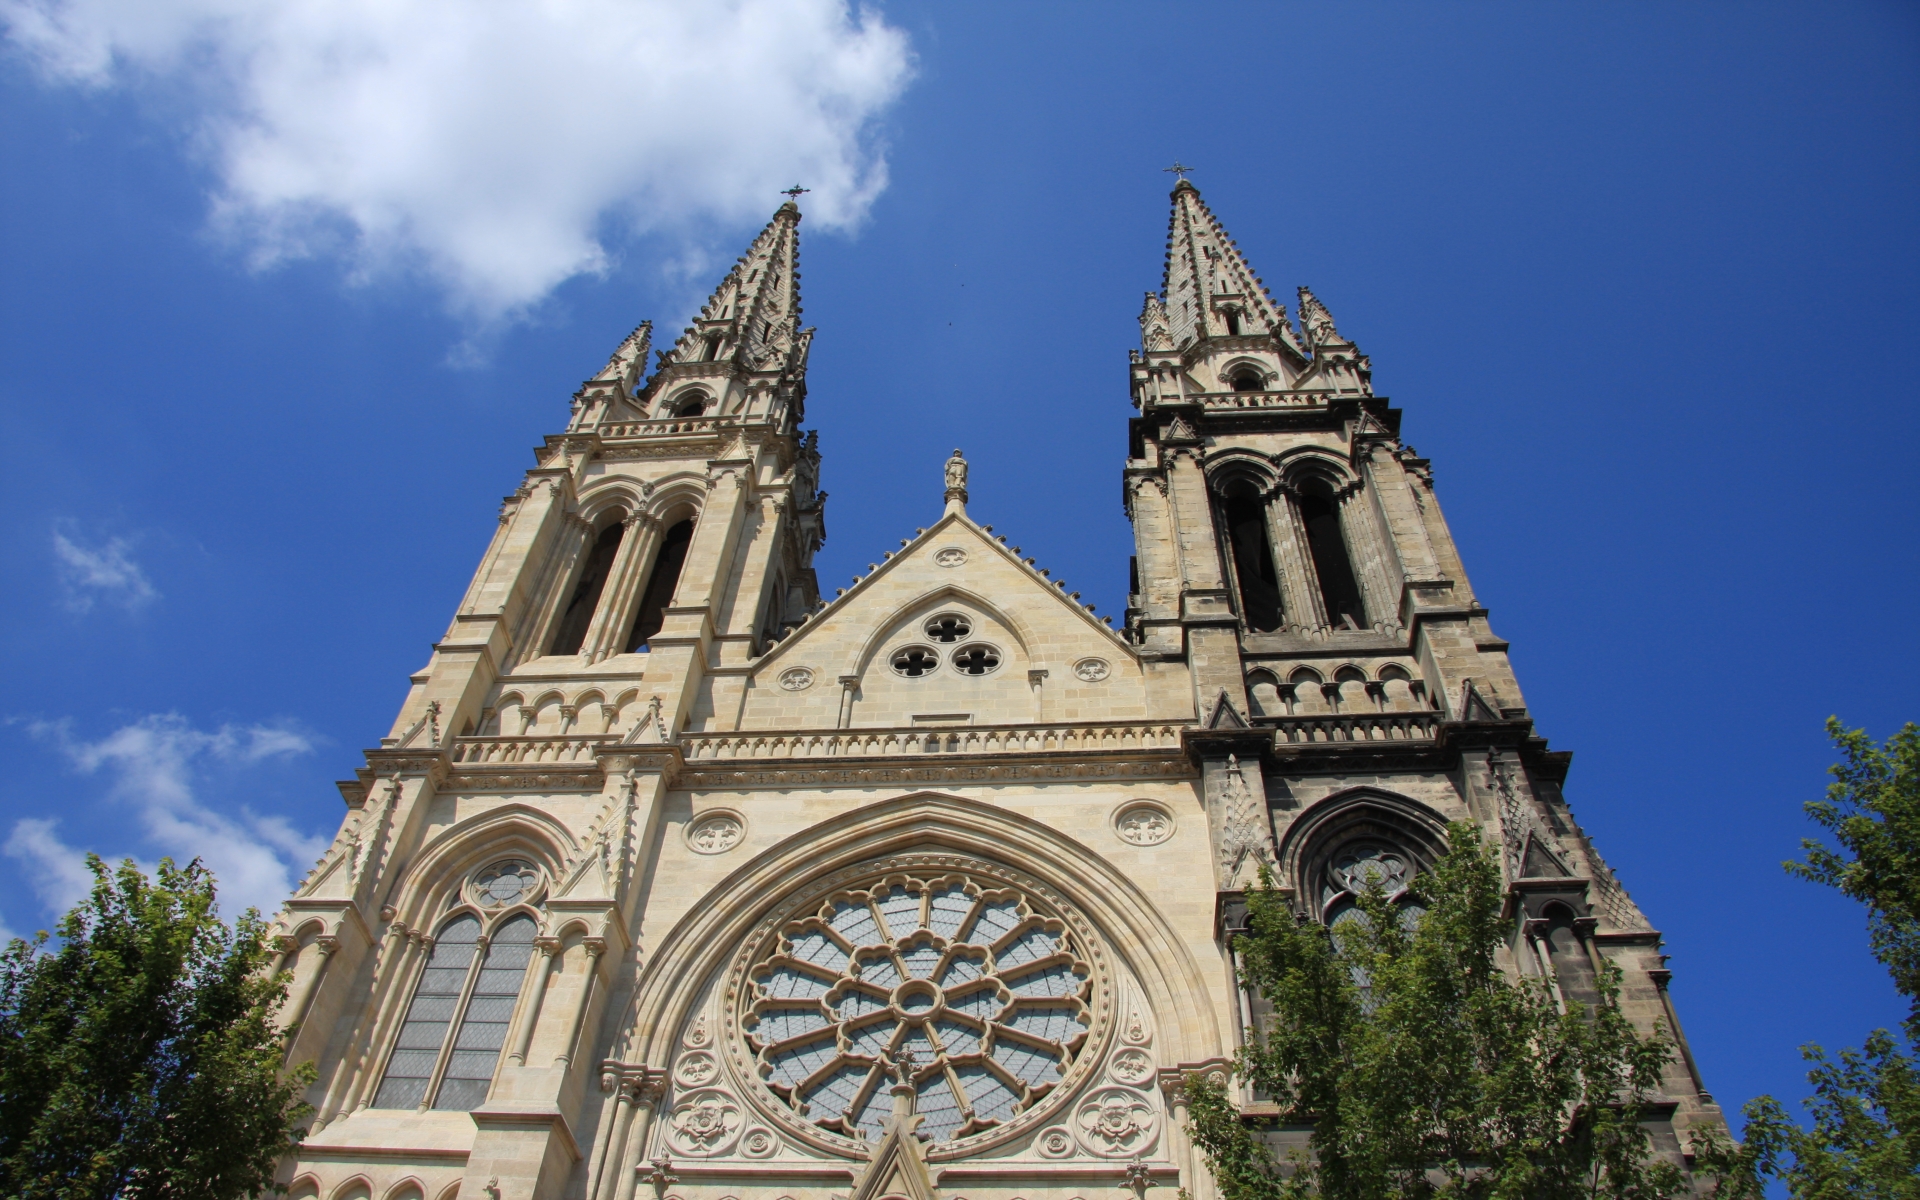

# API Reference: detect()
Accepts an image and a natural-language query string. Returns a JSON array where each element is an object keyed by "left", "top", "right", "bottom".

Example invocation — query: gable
[{"left": 734, "top": 512, "right": 1145, "bottom": 731}]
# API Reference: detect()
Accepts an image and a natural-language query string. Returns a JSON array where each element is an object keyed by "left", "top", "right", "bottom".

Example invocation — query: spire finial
[
  {"left": 1162, "top": 161, "right": 1194, "bottom": 182},
  {"left": 943, "top": 449, "right": 968, "bottom": 514},
  {"left": 781, "top": 184, "right": 809, "bottom": 201}
]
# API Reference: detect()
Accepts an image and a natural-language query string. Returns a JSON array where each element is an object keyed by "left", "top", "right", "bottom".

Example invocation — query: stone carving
[
  {"left": 944, "top": 449, "right": 968, "bottom": 493},
  {"left": 740, "top": 1126, "right": 779, "bottom": 1158},
  {"left": 666, "top": 1089, "right": 743, "bottom": 1155},
  {"left": 1215, "top": 755, "right": 1273, "bottom": 886},
  {"left": 1121, "top": 1008, "right": 1150, "bottom": 1046},
  {"left": 778, "top": 667, "right": 815, "bottom": 692},
  {"left": 1111, "top": 802, "right": 1174, "bottom": 848},
  {"left": 934, "top": 547, "right": 967, "bottom": 568},
  {"left": 674, "top": 1050, "right": 720, "bottom": 1087},
  {"left": 684, "top": 1013, "right": 711, "bottom": 1049},
  {"left": 1073, "top": 1086, "right": 1157, "bottom": 1158},
  {"left": 1036, "top": 1126, "right": 1076, "bottom": 1158},
  {"left": 472, "top": 859, "right": 541, "bottom": 909},
  {"left": 1072, "top": 658, "right": 1110, "bottom": 682},
  {"left": 1108, "top": 1048, "right": 1155, "bottom": 1086},
  {"left": 687, "top": 813, "right": 745, "bottom": 855}
]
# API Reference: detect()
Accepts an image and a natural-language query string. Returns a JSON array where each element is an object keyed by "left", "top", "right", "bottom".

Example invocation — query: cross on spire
[
  {"left": 1162, "top": 162, "right": 1194, "bottom": 182},
  {"left": 781, "top": 185, "right": 810, "bottom": 200}
]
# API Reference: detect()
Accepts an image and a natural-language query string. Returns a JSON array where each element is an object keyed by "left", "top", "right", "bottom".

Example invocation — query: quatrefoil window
[
  {"left": 951, "top": 644, "right": 1002, "bottom": 676},
  {"left": 924, "top": 614, "right": 972, "bottom": 643},
  {"left": 473, "top": 860, "right": 540, "bottom": 908},
  {"left": 890, "top": 646, "right": 940, "bottom": 677},
  {"left": 746, "top": 873, "right": 1091, "bottom": 1144}
]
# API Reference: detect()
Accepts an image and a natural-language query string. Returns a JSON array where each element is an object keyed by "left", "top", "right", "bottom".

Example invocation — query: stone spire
[
  {"left": 658, "top": 200, "right": 809, "bottom": 381},
  {"left": 1159, "top": 179, "right": 1303, "bottom": 355}
]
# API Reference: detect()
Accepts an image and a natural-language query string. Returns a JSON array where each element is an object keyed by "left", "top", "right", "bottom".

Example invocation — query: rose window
[
  {"left": 745, "top": 872, "right": 1091, "bottom": 1144},
  {"left": 1328, "top": 843, "right": 1410, "bottom": 900}
]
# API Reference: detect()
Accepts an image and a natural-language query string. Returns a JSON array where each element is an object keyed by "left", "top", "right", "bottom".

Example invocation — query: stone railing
[
  {"left": 596, "top": 416, "right": 725, "bottom": 440},
  {"left": 1191, "top": 389, "right": 1337, "bottom": 411},
  {"left": 1263, "top": 712, "right": 1439, "bottom": 745},
  {"left": 449, "top": 735, "right": 619, "bottom": 764},
  {"left": 680, "top": 722, "right": 1186, "bottom": 762}
]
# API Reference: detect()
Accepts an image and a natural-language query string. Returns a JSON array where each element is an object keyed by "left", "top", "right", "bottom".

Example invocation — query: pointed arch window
[
  {"left": 550, "top": 520, "right": 625, "bottom": 656},
  {"left": 1297, "top": 480, "right": 1367, "bottom": 630},
  {"left": 1218, "top": 483, "right": 1283, "bottom": 633},
  {"left": 625, "top": 518, "right": 695, "bottom": 652},
  {"left": 373, "top": 910, "right": 540, "bottom": 1111}
]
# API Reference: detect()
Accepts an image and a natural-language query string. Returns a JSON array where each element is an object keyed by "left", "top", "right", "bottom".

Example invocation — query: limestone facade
[{"left": 271, "top": 184, "right": 1719, "bottom": 1200}]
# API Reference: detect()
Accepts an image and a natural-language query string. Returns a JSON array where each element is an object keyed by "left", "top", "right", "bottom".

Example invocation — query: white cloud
[
  {"left": 51, "top": 529, "right": 157, "bottom": 613},
  {"left": 11, "top": 714, "right": 325, "bottom": 921},
  {"left": 2, "top": 0, "right": 914, "bottom": 323}
]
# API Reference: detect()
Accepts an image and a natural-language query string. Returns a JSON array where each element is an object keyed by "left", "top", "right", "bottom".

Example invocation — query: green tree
[
  {"left": 1186, "top": 822, "right": 1688, "bottom": 1200},
  {"left": 1696, "top": 719, "right": 1920, "bottom": 1198},
  {"left": 0, "top": 855, "right": 313, "bottom": 1199}
]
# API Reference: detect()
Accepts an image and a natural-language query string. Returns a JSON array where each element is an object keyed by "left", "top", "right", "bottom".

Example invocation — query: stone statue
[{"left": 944, "top": 449, "right": 968, "bottom": 493}]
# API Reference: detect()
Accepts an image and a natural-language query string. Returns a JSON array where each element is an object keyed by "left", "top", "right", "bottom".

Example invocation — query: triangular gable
[
  {"left": 1206, "top": 689, "right": 1249, "bottom": 729},
  {"left": 1459, "top": 680, "right": 1500, "bottom": 722},
  {"left": 1521, "top": 834, "right": 1571, "bottom": 879},
  {"left": 847, "top": 1102, "right": 936, "bottom": 1200},
  {"left": 749, "top": 505, "right": 1134, "bottom": 678}
]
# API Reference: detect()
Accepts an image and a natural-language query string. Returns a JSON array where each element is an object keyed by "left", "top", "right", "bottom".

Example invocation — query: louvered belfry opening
[
  {"left": 1221, "top": 485, "right": 1283, "bottom": 632},
  {"left": 1298, "top": 480, "right": 1366, "bottom": 630}
]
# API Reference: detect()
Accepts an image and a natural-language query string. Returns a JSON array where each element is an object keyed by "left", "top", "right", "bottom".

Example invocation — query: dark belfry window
[
  {"left": 1231, "top": 370, "right": 1261, "bottom": 392},
  {"left": 1221, "top": 486, "right": 1283, "bottom": 633},
  {"left": 1224, "top": 310, "right": 1242, "bottom": 337},
  {"left": 625, "top": 518, "right": 695, "bottom": 652},
  {"left": 548, "top": 520, "right": 625, "bottom": 655},
  {"left": 1299, "top": 482, "right": 1367, "bottom": 629}
]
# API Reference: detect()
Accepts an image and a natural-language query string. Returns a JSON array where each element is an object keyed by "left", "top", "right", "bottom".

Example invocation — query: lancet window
[
  {"left": 373, "top": 862, "right": 545, "bottom": 1112},
  {"left": 1218, "top": 483, "right": 1283, "bottom": 632},
  {"left": 625, "top": 518, "right": 695, "bottom": 652},
  {"left": 1298, "top": 480, "right": 1367, "bottom": 630},
  {"left": 548, "top": 519, "right": 625, "bottom": 656}
]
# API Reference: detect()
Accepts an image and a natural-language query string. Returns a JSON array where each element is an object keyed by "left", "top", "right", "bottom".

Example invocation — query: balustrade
[
  {"left": 1263, "top": 711, "right": 1439, "bottom": 744},
  {"left": 679, "top": 721, "right": 1184, "bottom": 762},
  {"left": 596, "top": 416, "right": 724, "bottom": 439},
  {"left": 449, "top": 735, "right": 616, "bottom": 764}
]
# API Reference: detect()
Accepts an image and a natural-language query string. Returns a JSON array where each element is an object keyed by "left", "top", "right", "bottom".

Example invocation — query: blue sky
[{"left": 2, "top": 0, "right": 1916, "bottom": 1143}]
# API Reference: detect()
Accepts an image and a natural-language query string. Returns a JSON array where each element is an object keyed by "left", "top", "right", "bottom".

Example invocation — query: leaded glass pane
[
  {"left": 432, "top": 914, "right": 536, "bottom": 1111},
  {"left": 372, "top": 914, "right": 479, "bottom": 1110}
]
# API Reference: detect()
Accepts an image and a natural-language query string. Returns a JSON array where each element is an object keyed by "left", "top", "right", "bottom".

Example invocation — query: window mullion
[{"left": 421, "top": 931, "right": 491, "bottom": 1111}]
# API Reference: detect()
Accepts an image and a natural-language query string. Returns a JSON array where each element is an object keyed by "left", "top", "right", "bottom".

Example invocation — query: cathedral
[{"left": 270, "top": 181, "right": 1719, "bottom": 1200}]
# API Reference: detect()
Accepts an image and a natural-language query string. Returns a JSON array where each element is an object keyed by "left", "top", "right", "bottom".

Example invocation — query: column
[
  {"left": 1336, "top": 485, "right": 1399, "bottom": 632},
  {"left": 553, "top": 942, "right": 605, "bottom": 1067},
  {"left": 281, "top": 936, "right": 336, "bottom": 1037},
  {"left": 506, "top": 939, "right": 559, "bottom": 1065},
  {"left": 1264, "top": 490, "right": 1323, "bottom": 632}
]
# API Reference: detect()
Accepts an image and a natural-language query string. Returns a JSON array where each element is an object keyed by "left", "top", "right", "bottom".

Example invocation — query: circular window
[
  {"left": 924, "top": 613, "right": 972, "bottom": 643},
  {"left": 738, "top": 864, "right": 1094, "bottom": 1148},
  {"left": 473, "top": 860, "right": 540, "bottom": 908},
  {"left": 951, "top": 644, "right": 1002, "bottom": 676},
  {"left": 890, "top": 646, "right": 940, "bottom": 677}
]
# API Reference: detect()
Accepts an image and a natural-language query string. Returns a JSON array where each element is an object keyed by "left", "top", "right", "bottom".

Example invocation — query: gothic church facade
[{"left": 272, "top": 183, "right": 1719, "bottom": 1200}]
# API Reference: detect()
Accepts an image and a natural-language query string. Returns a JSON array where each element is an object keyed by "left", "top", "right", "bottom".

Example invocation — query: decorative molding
[{"left": 1111, "top": 801, "right": 1175, "bottom": 847}]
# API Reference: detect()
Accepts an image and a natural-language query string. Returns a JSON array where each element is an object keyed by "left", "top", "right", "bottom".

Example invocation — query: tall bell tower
[
  {"left": 1124, "top": 178, "right": 1722, "bottom": 1152},
  {"left": 273, "top": 200, "right": 829, "bottom": 1199}
]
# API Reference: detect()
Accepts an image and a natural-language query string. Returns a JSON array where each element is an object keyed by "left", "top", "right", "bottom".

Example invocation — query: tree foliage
[
  {"left": 1695, "top": 719, "right": 1920, "bottom": 1198},
  {"left": 1796, "top": 719, "right": 1920, "bottom": 1033},
  {"left": 0, "top": 855, "right": 312, "bottom": 1199},
  {"left": 1186, "top": 822, "right": 1687, "bottom": 1199}
]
